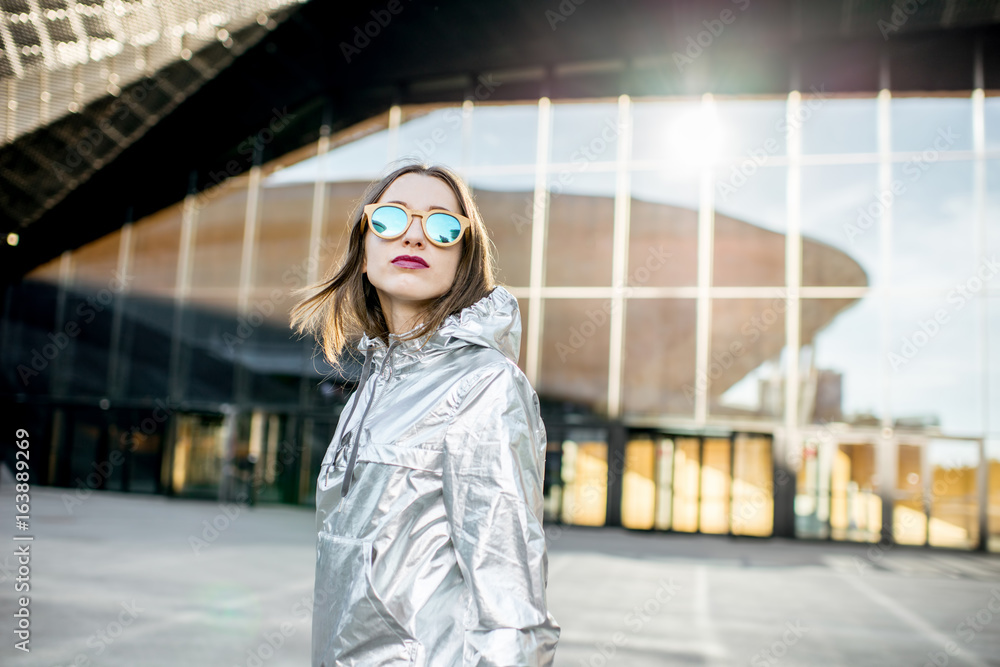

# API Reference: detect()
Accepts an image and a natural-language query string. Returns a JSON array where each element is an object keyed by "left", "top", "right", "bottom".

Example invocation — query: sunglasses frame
[{"left": 362, "top": 202, "right": 471, "bottom": 248}]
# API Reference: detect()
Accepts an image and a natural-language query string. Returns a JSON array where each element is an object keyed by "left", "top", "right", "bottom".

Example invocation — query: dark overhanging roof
[{"left": 2, "top": 0, "right": 1000, "bottom": 283}]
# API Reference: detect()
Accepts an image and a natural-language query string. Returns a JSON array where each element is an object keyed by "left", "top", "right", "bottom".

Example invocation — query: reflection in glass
[
  {"left": 989, "top": 438, "right": 1000, "bottom": 553},
  {"left": 470, "top": 103, "right": 537, "bottom": 167},
  {"left": 322, "top": 181, "right": 369, "bottom": 272},
  {"left": 631, "top": 99, "right": 704, "bottom": 165},
  {"left": 889, "top": 298, "right": 981, "bottom": 436},
  {"left": 713, "top": 165, "right": 786, "bottom": 286},
  {"left": 801, "top": 96, "right": 877, "bottom": 155},
  {"left": 65, "top": 231, "right": 122, "bottom": 396},
  {"left": 540, "top": 299, "right": 610, "bottom": 413},
  {"left": 171, "top": 413, "right": 226, "bottom": 498},
  {"left": 891, "top": 96, "right": 973, "bottom": 153},
  {"left": 559, "top": 440, "right": 607, "bottom": 526},
  {"left": 653, "top": 437, "right": 674, "bottom": 530},
  {"left": 987, "top": 99, "right": 1000, "bottom": 152},
  {"left": 256, "top": 183, "right": 312, "bottom": 288},
  {"left": 131, "top": 207, "right": 182, "bottom": 296},
  {"left": 731, "top": 434, "right": 773, "bottom": 537},
  {"left": 989, "top": 161, "right": 1000, "bottom": 274},
  {"left": 468, "top": 174, "right": 536, "bottom": 287},
  {"left": 699, "top": 438, "right": 731, "bottom": 534},
  {"left": 545, "top": 172, "right": 614, "bottom": 286},
  {"left": 801, "top": 164, "right": 879, "bottom": 286},
  {"left": 621, "top": 437, "right": 656, "bottom": 530},
  {"left": 73, "top": 229, "right": 122, "bottom": 288},
  {"left": 710, "top": 299, "right": 786, "bottom": 419},
  {"left": 265, "top": 116, "right": 389, "bottom": 186},
  {"left": 714, "top": 98, "right": 786, "bottom": 160},
  {"left": 672, "top": 437, "right": 700, "bottom": 532},
  {"left": 893, "top": 444, "right": 927, "bottom": 545},
  {"left": 794, "top": 436, "right": 831, "bottom": 539},
  {"left": 928, "top": 439, "right": 979, "bottom": 549},
  {"left": 803, "top": 297, "right": 881, "bottom": 426},
  {"left": 549, "top": 102, "right": 619, "bottom": 164},
  {"left": 991, "top": 298, "right": 1000, "bottom": 443},
  {"left": 191, "top": 180, "right": 248, "bottom": 290},
  {"left": 622, "top": 299, "right": 696, "bottom": 418},
  {"left": 396, "top": 106, "right": 464, "bottom": 167},
  {"left": 629, "top": 169, "right": 698, "bottom": 286},
  {"left": 891, "top": 161, "right": 975, "bottom": 288},
  {"left": 830, "top": 443, "right": 881, "bottom": 543},
  {"left": 181, "top": 296, "right": 237, "bottom": 402}
]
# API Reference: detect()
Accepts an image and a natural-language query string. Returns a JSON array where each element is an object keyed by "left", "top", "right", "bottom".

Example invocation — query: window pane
[
  {"left": 469, "top": 173, "right": 536, "bottom": 287},
  {"left": 987, "top": 98, "right": 1000, "bottom": 152},
  {"left": 255, "top": 183, "right": 312, "bottom": 288},
  {"left": 631, "top": 99, "right": 702, "bottom": 164},
  {"left": 989, "top": 438, "right": 1000, "bottom": 553},
  {"left": 710, "top": 299, "right": 786, "bottom": 419},
  {"left": 894, "top": 444, "right": 927, "bottom": 546},
  {"left": 889, "top": 298, "right": 982, "bottom": 436},
  {"left": 182, "top": 297, "right": 236, "bottom": 402},
  {"left": 622, "top": 299, "right": 696, "bottom": 418},
  {"left": 802, "top": 297, "right": 882, "bottom": 427},
  {"left": 323, "top": 181, "right": 369, "bottom": 274},
  {"left": 989, "top": 160, "right": 1000, "bottom": 263},
  {"left": 801, "top": 164, "right": 879, "bottom": 287},
  {"left": 122, "top": 294, "right": 174, "bottom": 399},
  {"left": 67, "top": 231, "right": 125, "bottom": 396},
  {"left": 801, "top": 96, "right": 877, "bottom": 155},
  {"left": 545, "top": 172, "right": 614, "bottom": 286},
  {"left": 244, "top": 297, "right": 305, "bottom": 404},
  {"left": 192, "top": 180, "right": 247, "bottom": 290},
  {"left": 928, "top": 439, "right": 979, "bottom": 550},
  {"left": 731, "top": 434, "right": 773, "bottom": 537},
  {"left": 549, "top": 102, "right": 619, "bottom": 164},
  {"left": 516, "top": 298, "right": 529, "bottom": 376},
  {"left": 990, "top": 298, "right": 1000, "bottom": 439},
  {"left": 267, "top": 119, "right": 389, "bottom": 185},
  {"left": 714, "top": 165, "right": 787, "bottom": 287},
  {"left": 891, "top": 161, "right": 975, "bottom": 289},
  {"left": 396, "top": 106, "right": 463, "bottom": 167},
  {"left": 540, "top": 299, "right": 610, "bottom": 414},
  {"left": 715, "top": 97, "right": 787, "bottom": 160},
  {"left": 131, "top": 206, "right": 181, "bottom": 297},
  {"left": 891, "top": 96, "right": 972, "bottom": 153},
  {"left": 629, "top": 169, "right": 698, "bottom": 286},
  {"left": 470, "top": 103, "right": 537, "bottom": 167}
]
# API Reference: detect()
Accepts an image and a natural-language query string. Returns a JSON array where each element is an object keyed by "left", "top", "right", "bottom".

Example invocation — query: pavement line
[
  {"left": 693, "top": 564, "right": 731, "bottom": 664},
  {"left": 838, "top": 573, "right": 989, "bottom": 667}
]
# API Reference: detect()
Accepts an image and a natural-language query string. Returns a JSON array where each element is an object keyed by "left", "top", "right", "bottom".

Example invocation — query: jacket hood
[
  {"left": 356, "top": 285, "right": 521, "bottom": 367},
  {"left": 335, "top": 285, "right": 522, "bottom": 501}
]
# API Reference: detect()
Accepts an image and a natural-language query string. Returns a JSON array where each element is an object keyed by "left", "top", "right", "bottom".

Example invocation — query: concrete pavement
[{"left": 1, "top": 474, "right": 998, "bottom": 667}]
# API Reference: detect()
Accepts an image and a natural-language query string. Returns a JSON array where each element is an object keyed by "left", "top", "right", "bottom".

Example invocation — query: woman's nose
[{"left": 403, "top": 213, "right": 426, "bottom": 245}]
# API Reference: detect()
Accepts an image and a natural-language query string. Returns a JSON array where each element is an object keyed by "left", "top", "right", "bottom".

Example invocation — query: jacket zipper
[{"left": 334, "top": 342, "right": 398, "bottom": 513}]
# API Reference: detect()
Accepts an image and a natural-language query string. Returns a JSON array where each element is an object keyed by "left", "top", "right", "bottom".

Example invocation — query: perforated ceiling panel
[{"left": 0, "top": 0, "right": 307, "bottom": 225}]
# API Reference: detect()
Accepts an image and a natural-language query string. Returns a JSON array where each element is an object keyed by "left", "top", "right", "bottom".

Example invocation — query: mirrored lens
[
  {"left": 425, "top": 212, "right": 463, "bottom": 245},
  {"left": 370, "top": 206, "right": 409, "bottom": 236}
]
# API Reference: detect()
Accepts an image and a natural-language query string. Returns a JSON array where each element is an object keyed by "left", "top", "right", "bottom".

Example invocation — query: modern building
[{"left": 1, "top": 0, "right": 998, "bottom": 552}]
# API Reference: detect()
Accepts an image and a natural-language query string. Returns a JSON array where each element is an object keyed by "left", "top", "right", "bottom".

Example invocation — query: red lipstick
[{"left": 391, "top": 255, "right": 429, "bottom": 269}]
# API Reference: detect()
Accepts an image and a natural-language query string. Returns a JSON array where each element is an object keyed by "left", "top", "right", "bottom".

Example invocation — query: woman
[{"left": 291, "top": 162, "right": 561, "bottom": 666}]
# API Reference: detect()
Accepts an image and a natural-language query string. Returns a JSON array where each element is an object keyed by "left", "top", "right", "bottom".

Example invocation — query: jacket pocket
[{"left": 313, "top": 532, "right": 417, "bottom": 667}]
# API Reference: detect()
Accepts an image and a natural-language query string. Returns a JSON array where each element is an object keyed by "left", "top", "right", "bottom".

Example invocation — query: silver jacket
[{"left": 312, "top": 286, "right": 560, "bottom": 666}]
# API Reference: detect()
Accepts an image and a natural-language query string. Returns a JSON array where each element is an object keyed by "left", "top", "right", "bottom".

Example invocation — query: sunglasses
[{"left": 362, "top": 203, "right": 471, "bottom": 248}]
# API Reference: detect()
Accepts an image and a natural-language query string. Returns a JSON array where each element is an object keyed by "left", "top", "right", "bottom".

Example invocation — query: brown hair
[{"left": 289, "top": 161, "right": 498, "bottom": 372}]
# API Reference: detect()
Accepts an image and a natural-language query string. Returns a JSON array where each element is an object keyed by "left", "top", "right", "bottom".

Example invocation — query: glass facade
[{"left": 5, "top": 87, "right": 999, "bottom": 551}]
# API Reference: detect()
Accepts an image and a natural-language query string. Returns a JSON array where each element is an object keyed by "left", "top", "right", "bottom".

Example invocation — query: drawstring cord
[{"left": 339, "top": 340, "right": 399, "bottom": 502}]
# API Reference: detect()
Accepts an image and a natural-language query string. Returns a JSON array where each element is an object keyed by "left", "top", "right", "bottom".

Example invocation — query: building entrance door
[{"left": 621, "top": 432, "right": 773, "bottom": 536}]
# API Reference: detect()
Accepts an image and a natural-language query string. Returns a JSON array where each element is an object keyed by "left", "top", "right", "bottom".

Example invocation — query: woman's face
[{"left": 362, "top": 173, "right": 464, "bottom": 320}]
